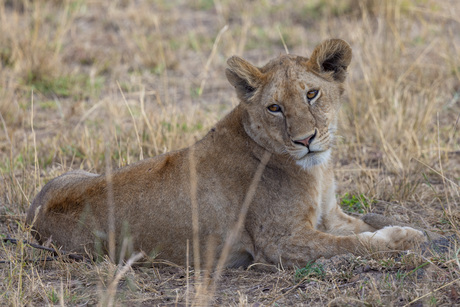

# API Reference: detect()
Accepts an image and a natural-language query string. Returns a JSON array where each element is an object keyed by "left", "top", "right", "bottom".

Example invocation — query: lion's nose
[{"left": 293, "top": 130, "right": 317, "bottom": 147}]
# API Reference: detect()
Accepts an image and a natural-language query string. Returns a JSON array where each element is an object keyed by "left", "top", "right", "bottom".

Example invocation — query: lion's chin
[{"left": 295, "top": 149, "right": 331, "bottom": 170}]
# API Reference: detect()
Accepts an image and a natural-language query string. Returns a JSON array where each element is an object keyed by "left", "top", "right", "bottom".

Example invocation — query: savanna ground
[{"left": 0, "top": 0, "right": 459, "bottom": 305}]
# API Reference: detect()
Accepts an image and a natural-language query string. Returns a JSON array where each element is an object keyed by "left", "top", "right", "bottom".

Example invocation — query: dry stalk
[
  {"left": 198, "top": 24, "right": 229, "bottom": 96},
  {"left": 102, "top": 252, "right": 144, "bottom": 307},
  {"left": 277, "top": 25, "right": 289, "bottom": 54},
  {"left": 105, "top": 138, "right": 116, "bottom": 262},
  {"left": 117, "top": 81, "right": 144, "bottom": 161},
  {"left": 189, "top": 146, "right": 201, "bottom": 275},
  {"left": 403, "top": 277, "right": 460, "bottom": 307},
  {"left": 203, "top": 151, "right": 271, "bottom": 305},
  {"left": 30, "top": 90, "right": 40, "bottom": 191}
]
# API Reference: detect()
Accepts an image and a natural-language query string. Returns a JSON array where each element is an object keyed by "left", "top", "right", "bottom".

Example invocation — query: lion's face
[
  {"left": 248, "top": 57, "right": 342, "bottom": 169},
  {"left": 226, "top": 39, "right": 352, "bottom": 169}
]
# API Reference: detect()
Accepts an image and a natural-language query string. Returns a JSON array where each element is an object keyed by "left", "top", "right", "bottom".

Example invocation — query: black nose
[{"left": 293, "top": 130, "right": 317, "bottom": 147}]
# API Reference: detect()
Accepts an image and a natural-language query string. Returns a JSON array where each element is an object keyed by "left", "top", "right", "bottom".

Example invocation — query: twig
[
  {"left": 2, "top": 237, "right": 86, "bottom": 262},
  {"left": 0, "top": 256, "right": 57, "bottom": 264}
]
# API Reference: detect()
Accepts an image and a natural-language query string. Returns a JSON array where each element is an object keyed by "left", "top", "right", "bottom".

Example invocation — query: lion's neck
[{"left": 218, "top": 105, "right": 272, "bottom": 161}]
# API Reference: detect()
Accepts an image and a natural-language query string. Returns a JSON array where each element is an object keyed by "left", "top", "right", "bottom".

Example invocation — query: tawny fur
[{"left": 26, "top": 39, "right": 426, "bottom": 268}]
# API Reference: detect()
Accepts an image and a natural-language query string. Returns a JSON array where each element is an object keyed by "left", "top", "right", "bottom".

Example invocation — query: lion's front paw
[
  {"left": 362, "top": 214, "right": 443, "bottom": 241},
  {"left": 361, "top": 226, "right": 427, "bottom": 250}
]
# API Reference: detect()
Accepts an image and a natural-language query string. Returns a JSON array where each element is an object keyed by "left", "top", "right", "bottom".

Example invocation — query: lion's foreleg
[
  {"left": 254, "top": 226, "right": 425, "bottom": 267},
  {"left": 319, "top": 205, "right": 377, "bottom": 235}
]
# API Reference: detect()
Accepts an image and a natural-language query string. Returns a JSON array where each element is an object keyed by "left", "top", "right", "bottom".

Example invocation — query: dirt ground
[{"left": 1, "top": 0, "right": 459, "bottom": 305}]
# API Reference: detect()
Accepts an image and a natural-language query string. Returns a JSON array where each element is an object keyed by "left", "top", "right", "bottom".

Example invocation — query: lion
[{"left": 26, "top": 39, "right": 426, "bottom": 268}]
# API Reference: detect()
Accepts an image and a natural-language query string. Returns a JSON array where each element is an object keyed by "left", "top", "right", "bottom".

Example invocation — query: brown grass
[{"left": 1, "top": 0, "right": 459, "bottom": 305}]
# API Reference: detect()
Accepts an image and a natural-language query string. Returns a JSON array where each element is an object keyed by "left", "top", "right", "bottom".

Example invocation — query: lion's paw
[{"left": 361, "top": 226, "right": 426, "bottom": 250}]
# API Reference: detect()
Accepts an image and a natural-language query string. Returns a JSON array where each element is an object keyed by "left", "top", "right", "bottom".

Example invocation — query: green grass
[
  {"left": 340, "top": 193, "right": 371, "bottom": 214},
  {"left": 24, "top": 73, "right": 105, "bottom": 99},
  {"left": 294, "top": 261, "right": 325, "bottom": 283}
]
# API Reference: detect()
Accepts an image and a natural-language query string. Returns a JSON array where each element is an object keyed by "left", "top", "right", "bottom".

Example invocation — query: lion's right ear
[{"left": 226, "top": 56, "right": 263, "bottom": 101}]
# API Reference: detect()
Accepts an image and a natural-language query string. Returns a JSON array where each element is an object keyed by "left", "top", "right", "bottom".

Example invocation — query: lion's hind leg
[{"left": 26, "top": 170, "right": 102, "bottom": 255}]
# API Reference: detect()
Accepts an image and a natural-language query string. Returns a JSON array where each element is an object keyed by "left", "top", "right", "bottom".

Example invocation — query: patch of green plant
[
  {"left": 401, "top": 261, "right": 430, "bottom": 279},
  {"left": 47, "top": 289, "right": 59, "bottom": 304},
  {"left": 69, "top": 0, "right": 86, "bottom": 13},
  {"left": 0, "top": 151, "right": 35, "bottom": 172},
  {"left": 60, "top": 145, "right": 86, "bottom": 160},
  {"left": 276, "top": 25, "right": 301, "bottom": 50},
  {"left": 118, "top": 81, "right": 133, "bottom": 93},
  {"left": 161, "top": 120, "right": 203, "bottom": 133},
  {"left": 379, "top": 258, "right": 396, "bottom": 269},
  {"left": 0, "top": 46, "right": 12, "bottom": 67},
  {"left": 182, "top": 122, "right": 203, "bottom": 132},
  {"left": 168, "top": 38, "right": 182, "bottom": 51},
  {"left": 297, "top": 0, "right": 354, "bottom": 19},
  {"left": 187, "top": 32, "right": 211, "bottom": 52},
  {"left": 25, "top": 73, "right": 104, "bottom": 99},
  {"left": 38, "top": 151, "right": 56, "bottom": 169},
  {"left": 151, "top": 63, "right": 166, "bottom": 75},
  {"left": 190, "top": 86, "right": 201, "bottom": 98},
  {"left": 112, "top": 149, "right": 130, "bottom": 165},
  {"left": 191, "top": 0, "right": 214, "bottom": 10},
  {"left": 294, "top": 261, "right": 325, "bottom": 283},
  {"left": 246, "top": 26, "right": 272, "bottom": 50},
  {"left": 38, "top": 100, "right": 58, "bottom": 110},
  {"left": 27, "top": 73, "right": 73, "bottom": 97},
  {"left": 439, "top": 214, "right": 453, "bottom": 226},
  {"left": 340, "top": 193, "right": 371, "bottom": 214},
  {"left": 395, "top": 269, "right": 405, "bottom": 281}
]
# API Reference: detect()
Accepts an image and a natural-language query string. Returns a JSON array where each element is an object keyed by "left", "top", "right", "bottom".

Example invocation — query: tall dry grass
[{"left": 0, "top": 0, "right": 459, "bottom": 305}]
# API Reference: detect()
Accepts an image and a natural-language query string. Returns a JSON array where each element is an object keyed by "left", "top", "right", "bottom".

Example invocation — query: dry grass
[{"left": 1, "top": 0, "right": 459, "bottom": 305}]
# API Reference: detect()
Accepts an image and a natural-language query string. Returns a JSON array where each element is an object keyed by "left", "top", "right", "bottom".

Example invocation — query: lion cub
[{"left": 27, "top": 39, "right": 425, "bottom": 268}]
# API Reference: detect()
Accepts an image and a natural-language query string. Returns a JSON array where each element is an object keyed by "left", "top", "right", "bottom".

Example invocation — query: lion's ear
[
  {"left": 226, "top": 56, "right": 263, "bottom": 101},
  {"left": 307, "top": 39, "right": 352, "bottom": 83}
]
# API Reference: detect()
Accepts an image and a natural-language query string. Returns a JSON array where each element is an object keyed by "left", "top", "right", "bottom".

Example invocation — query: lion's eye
[
  {"left": 267, "top": 104, "right": 281, "bottom": 113},
  {"left": 306, "top": 90, "right": 319, "bottom": 101}
]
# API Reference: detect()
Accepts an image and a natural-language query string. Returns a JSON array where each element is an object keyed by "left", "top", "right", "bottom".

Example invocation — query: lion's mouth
[
  {"left": 293, "top": 148, "right": 331, "bottom": 169},
  {"left": 296, "top": 149, "right": 325, "bottom": 160}
]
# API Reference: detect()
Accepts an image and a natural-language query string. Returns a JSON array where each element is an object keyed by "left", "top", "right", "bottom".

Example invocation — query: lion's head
[{"left": 226, "top": 39, "right": 352, "bottom": 169}]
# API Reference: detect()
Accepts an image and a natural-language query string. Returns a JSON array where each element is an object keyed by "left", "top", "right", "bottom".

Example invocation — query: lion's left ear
[{"left": 307, "top": 39, "right": 352, "bottom": 82}]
